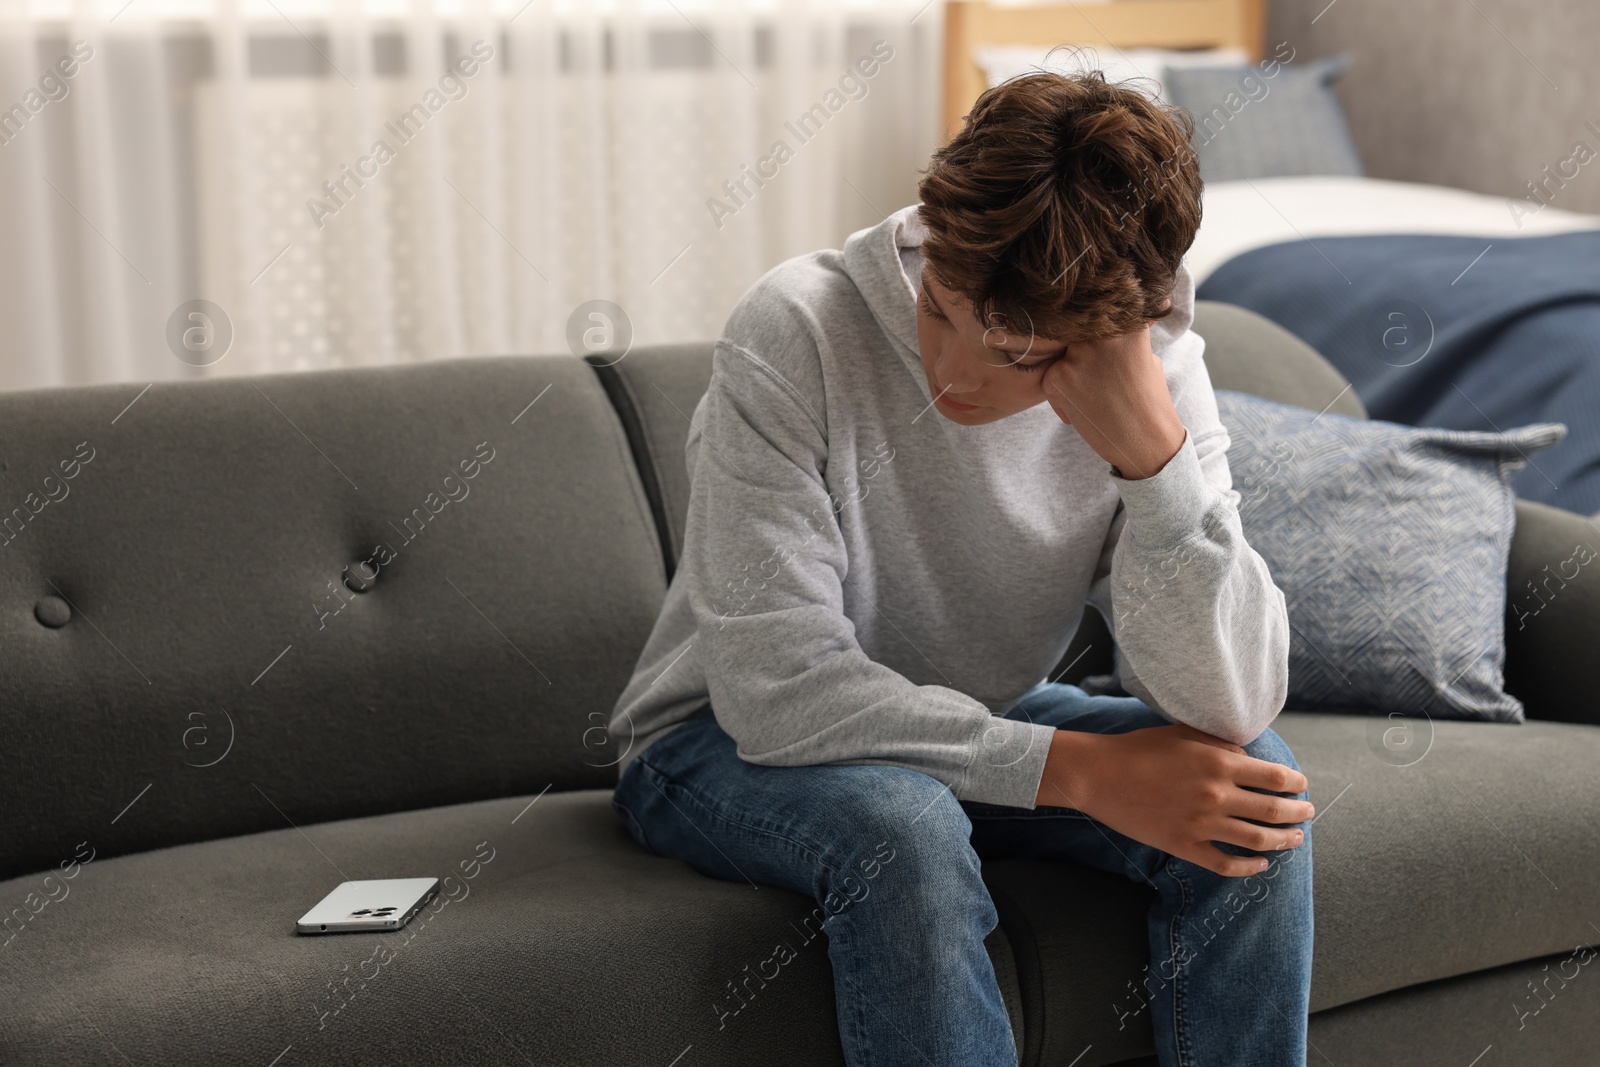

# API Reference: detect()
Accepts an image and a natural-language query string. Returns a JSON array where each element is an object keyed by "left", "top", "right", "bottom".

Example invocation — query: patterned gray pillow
[
  {"left": 1215, "top": 390, "right": 1565, "bottom": 721},
  {"left": 1164, "top": 54, "right": 1364, "bottom": 181}
]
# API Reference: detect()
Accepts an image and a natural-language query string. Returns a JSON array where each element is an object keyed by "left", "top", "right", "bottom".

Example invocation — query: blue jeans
[{"left": 612, "top": 682, "right": 1314, "bottom": 1067}]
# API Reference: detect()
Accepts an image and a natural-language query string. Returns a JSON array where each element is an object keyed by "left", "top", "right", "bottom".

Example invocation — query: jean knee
[
  {"left": 1237, "top": 727, "right": 1314, "bottom": 859},
  {"left": 824, "top": 769, "right": 991, "bottom": 919},
  {"left": 836, "top": 768, "right": 972, "bottom": 864},
  {"left": 1243, "top": 726, "right": 1303, "bottom": 790}
]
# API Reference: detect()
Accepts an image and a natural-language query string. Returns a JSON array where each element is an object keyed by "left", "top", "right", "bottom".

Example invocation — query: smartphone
[{"left": 296, "top": 877, "right": 439, "bottom": 934}]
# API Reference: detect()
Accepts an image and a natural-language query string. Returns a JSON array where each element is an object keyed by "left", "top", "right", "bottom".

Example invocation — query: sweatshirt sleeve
[
  {"left": 1085, "top": 326, "right": 1291, "bottom": 746},
  {"left": 681, "top": 335, "right": 1057, "bottom": 809}
]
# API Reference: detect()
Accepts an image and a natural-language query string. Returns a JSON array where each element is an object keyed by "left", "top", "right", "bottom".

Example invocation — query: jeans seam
[
  {"left": 1168, "top": 858, "right": 1194, "bottom": 1067},
  {"left": 837, "top": 972, "right": 876, "bottom": 1067},
  {"left": 611, "top": 779, "right": 654, "bottom": 853},
  {"left": 612, "top": 798, "right": 644, "bottom": 847}
]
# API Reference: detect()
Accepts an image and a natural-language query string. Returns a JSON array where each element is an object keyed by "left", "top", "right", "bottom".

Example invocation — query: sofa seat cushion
[
  {"left": 982, "top": 710, "right": 1600, "bottom": 1066},
  {"left": 0, "top": 790, "right": 1022, "bottom": 1067},
  {"left": 1274, "top": 711, "right": 1600, "bottom": 1005}
]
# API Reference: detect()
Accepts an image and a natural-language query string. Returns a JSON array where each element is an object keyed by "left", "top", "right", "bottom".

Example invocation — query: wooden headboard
[{"left": 943, "top": 0, "right": 1266, "bottom": 140}]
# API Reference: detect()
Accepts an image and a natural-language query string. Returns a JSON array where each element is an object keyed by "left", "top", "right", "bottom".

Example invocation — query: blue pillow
[
  {"left": 1163, "top": 54, "right": 1364, "bottom": 181},
  {"left": 1214, "top": 390, "right": 1564, "bottom": 721},
  {"left": 1081, "top": 396, "right": 1568, "bottom": 723}
]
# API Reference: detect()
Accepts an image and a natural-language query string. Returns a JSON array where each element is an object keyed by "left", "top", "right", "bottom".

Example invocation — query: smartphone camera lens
[{"left": 350, "top": 909, "right": 372, "bottom": 916}]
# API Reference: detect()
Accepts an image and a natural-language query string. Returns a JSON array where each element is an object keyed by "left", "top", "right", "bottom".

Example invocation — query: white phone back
[{"left": 296, "top": 877, "right": 439, "bottom": 934}]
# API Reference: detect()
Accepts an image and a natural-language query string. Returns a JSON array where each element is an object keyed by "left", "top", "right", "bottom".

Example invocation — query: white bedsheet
[{"left": 1185, "top": 175, "right": 1600, "bottom": 285}]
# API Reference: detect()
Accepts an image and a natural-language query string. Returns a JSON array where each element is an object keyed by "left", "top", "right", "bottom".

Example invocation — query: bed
[
  {"left": 1191, "top": 178, "right": 1600, "bottom": 515},
  {"left": 942, "top": 0, "right": 1600, "bottom": 517},
  {"left": 941, "top": 0, "right": 1265, "bottom": 140}
]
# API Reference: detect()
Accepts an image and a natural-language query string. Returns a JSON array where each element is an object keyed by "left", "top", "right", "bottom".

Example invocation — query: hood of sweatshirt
[
  {"left": 840, "top": 203, "right": 1199, "bottom": 403},
  {"left": 839, "top": 204, "right": 925, "bottom": 372}
]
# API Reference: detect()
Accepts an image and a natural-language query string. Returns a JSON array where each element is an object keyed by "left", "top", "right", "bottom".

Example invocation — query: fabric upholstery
[
  {"left": 0, "top": 356, "right": 666, "bottom": 882},
  {"left": 1192, "top": 299, "right": 1368, "bottom": 418},
  {"left": 0, "top": 790, "right": 1022, "bottom": 1066},
  {"left": 595, "top": 344, "right": 717, "bottom": 573},
  {"left": 1505, "top": 498, "right": 1600, "bottom": 727},
  {"left": 1215, "top": 390, "right": 1564, "bottom": 720}
]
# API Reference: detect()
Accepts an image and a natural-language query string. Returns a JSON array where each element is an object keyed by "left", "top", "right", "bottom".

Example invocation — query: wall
[{"left": 1269, "top": 0, "right": 1600, "bottom": 215}]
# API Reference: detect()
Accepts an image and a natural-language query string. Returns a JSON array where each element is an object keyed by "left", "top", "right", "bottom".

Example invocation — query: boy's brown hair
[{"left": 917, "top": 63, "right": 1202, "bottom": 344}]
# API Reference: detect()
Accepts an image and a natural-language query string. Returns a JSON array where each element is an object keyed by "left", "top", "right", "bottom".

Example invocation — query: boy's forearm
[{"left": 1097, "top": 428, "right": 1291, "bottom": 745}]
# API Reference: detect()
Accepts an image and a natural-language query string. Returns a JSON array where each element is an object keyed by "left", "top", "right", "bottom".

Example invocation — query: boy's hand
[
  {"left": 1034, "top": 725, "right": 1314, "bottom": 878},
  {"left": 1041, "top": 307, "right": 1186, "bottom": 480}
]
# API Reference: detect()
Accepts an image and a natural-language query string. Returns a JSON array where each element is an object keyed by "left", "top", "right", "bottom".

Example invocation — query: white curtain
[{"left": 0, "top": 0, "right": 942, "bottom": 391}]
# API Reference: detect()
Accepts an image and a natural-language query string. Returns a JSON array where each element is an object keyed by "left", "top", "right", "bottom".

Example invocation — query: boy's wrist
[
  {"left": 1033, "top": 728, "right": 1103, "bottom": 812},
  {"left": 1109, "top": 411, "right": 1187, "bottom": 480}
]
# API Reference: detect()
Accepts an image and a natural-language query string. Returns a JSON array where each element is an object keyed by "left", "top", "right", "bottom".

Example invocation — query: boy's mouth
[{"left": 927, "top": 375, "right": 983, "bottom": 411}]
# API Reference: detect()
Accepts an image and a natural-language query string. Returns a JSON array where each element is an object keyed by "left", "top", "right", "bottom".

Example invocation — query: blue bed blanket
[{"left": 1196, "top": 230, "right": 1600, "bottom": 515}]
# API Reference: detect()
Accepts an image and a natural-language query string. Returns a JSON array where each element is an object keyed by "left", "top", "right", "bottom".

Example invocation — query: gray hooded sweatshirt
[{"left": 607, "top": 204, "right": 1289, "bottom": 809}]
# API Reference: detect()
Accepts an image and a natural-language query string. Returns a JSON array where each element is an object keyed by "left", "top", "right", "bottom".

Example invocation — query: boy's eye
[{"left": 919, "top": 287, "right": 1053, "bottom": 373}]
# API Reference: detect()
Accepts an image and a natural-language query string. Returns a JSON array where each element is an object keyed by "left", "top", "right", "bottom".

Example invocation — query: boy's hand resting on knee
[{"left": 1033, "top": 725, "right": 1314, "bottom": 878}]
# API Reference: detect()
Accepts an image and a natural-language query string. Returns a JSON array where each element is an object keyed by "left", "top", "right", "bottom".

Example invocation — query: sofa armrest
[{"left": 1503, "top": 499, "right": 1600, "bottom": 726}]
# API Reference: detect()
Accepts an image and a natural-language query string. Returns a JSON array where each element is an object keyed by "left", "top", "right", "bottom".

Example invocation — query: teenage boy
[{"left": 608, "top": 70, "right": 1315, "bottom": 1067}]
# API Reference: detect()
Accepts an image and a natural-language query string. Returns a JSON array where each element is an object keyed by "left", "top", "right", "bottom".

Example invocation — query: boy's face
[{"left": 913, "top": 275, "right": 1069, "bottom": 425}]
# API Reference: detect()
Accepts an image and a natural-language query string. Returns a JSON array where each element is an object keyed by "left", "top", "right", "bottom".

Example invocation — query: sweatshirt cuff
[
  {"left": 956, "top": 715, "right": 1058, "bottom": 809},
  {"left": 1110, "top": 429, "right": 1217, "bottom": 547}
]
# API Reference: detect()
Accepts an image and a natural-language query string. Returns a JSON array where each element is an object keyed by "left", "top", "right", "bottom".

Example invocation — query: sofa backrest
[
  {"left": 0, "top": 356, "right": 667, "bottom": 880},
  {"left": 1191, "top": 301, "right": 1369, "bottom": 417},
  {"left": 590, "top": 343, "right": 717, "bottom": 581}
]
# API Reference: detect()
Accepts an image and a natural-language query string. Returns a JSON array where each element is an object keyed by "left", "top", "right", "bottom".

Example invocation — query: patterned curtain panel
[{"left": 0, "top": 0, "right": 940, "bottom": 390}]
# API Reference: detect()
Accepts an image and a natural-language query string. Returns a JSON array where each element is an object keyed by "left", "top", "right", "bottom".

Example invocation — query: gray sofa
[{"left": 3, "top": 302, "right": 1597, "bottom": 1066}]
